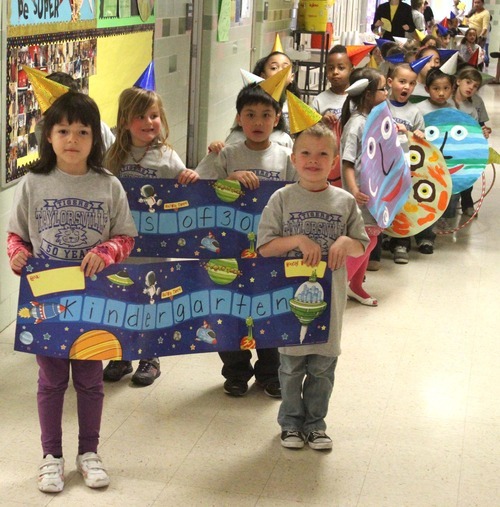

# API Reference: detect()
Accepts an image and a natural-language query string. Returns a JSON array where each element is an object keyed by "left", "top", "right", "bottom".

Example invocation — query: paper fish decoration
[
  {"left": 424, "top": 109, "right": 489, "bottom": 194},
  {"left": 385, "top": 134, "right": 452, "bottom": 237},
  {"left": 360, "top": 101, "right": 411, "bottom": 228}
]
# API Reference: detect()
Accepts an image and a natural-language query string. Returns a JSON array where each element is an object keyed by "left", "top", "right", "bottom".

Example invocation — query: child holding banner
[
  {"left": 7, "top": 92, "right": 138, "bottom": 492},
  {"left": 197, "top": 83, "right": 297, "bottom": 398},
  {"left": 257, "top": 123, "right": 368, "bottom": 449},
  {"left": 103, "top": 87, "right": 199, "bottom": 386}
]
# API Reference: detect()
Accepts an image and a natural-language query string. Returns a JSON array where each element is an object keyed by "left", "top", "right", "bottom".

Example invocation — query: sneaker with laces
[
  {"left": 307, "top": 430, "right": 333, "bottom": 450},
  {"left": 131, "top": 358, "right": 161, "bottom": 386},
  {"left": 38, "top": 455, "right": 64, "bottom": 493},
  {"left": 393, "top": 245, "right": 409, "bottom": 264},
  {"left": 76, "top": 452, "right": 110, "bottom": 488},
  {"left": 223, "top": 379, "right": 248, "bottom": 396},
  {"left": 103, "top": 360, "right": 133, "bottom": 381},
  {"left": 417, "top": 239, "right": 434, "bottom": 254},
  {"left": 263, "top": 381, "right": 281, "bottom": 398},
  {"left": 280, "top": 430, "right": 305, "bottom": 449}
]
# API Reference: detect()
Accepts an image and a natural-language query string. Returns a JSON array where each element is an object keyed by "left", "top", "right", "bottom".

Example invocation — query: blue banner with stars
[
  {"left": 123, "top": 178, "right": 285, "bottom": 260},
  {"left": 15, "top": 257, "right": 331, "bottom": 360}
]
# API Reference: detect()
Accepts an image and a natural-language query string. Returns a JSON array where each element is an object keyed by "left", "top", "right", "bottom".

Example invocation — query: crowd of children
[{"left": 6, "top": 14, "right": 495, "bottom": 494}]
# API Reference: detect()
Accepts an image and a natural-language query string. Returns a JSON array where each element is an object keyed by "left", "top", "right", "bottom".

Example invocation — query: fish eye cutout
[
  {"left": 409, "top": 146, "right": 425, "bottom": 171},
  {"left": 449, "top": 125, "right": 468, "bottom": 141},
  {"left": 425, "top": 125, "right": 441, "bottom": 142},
  {"left": 413, "top": 179, "right": 436, "bottom": 203},
  {"left": 367, "top": 137, "right": 377, "bottom": 159},
  {"left": 381, "top": 116, "right": 393, "bottom": 140}
]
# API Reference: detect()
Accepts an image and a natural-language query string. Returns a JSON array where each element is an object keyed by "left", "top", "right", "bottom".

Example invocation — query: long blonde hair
[{"left": 105, "top": 87, "right": 170, "bottom": 175}]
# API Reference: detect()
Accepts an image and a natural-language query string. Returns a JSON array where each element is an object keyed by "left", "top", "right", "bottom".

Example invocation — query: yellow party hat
[
  {"left": 272, "top": 33, "right": 284, "bottom": 53},
  {"left": 286, "top": 90, "right": 322, "bottom": 135},
  {"left": 23, "top": 66, "right": 70, "bottom": 113},
  {"left": 415, "top": 29, "right": 426, "bottom": 42},
  {"left": 368, "top": 54, "right": 379, "bottom": 69},
  {"left": 259, "top": 65, "right": 291, "bottom": 101}
]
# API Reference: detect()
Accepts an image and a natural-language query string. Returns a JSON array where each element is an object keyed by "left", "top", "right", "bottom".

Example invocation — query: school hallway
[{"left": 1, "top": 84, "right": 499, "bottom": 506}]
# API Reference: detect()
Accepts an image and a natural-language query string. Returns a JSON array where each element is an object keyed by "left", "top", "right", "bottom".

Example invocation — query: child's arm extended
[
  {"left": 81, "top": 235, "right": 135, "bottom": 277},
  {"left": 259, "top": 235, "right": 322, "bottom": 267},
  {"left": 328, "top": 236, "right": 365, "bottom": 271},
  {"left": 7, "top": 232, "right": 33, "bottom": 275},
  {"left": 342, "top": 160, "right": 369, "bottom": 206}
]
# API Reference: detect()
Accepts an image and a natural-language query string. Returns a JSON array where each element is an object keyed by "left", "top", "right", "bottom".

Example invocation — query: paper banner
[
  {"left": 360, "top": 101, "right": 411, "bottom": 228},
  {"left": 217, "top": 0, "right": 231, "bottom": 42},
  {"left": 9, "top": 0, "right": 95, "bottom": 26},
  {"left": 123, "top": 178, "right": 285, "bottom": 259},
  {"left": 385, "top": 134, "right": 452, "bottom": 237},
  {"left": 424, "top": 109, "right": 489, "bottom": 194},
  {"left": 15, "top": 258, "right": 332, "bottom": 360}
]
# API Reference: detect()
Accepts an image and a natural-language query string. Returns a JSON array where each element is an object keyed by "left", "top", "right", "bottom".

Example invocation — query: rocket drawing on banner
[{"left": 360, "top": 101, "right": 411, "bottom": 228}]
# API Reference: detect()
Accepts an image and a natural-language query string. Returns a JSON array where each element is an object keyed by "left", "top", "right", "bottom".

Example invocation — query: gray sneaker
[
  {"left": 281, "top": 430, "right": 305, "bottom": 449},
  {"left": 307, "top": 430, "right": 333, "bottom": 450},
  {"left": 132, "top": 358, "right": 161, "bottom": 386},
  {"left": 393, "top": 245, "right": 409, "bottom": 264}
]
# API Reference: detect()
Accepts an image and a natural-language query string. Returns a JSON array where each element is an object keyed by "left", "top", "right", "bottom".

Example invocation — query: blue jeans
[{"left": 278, "top": 354, "right": 338, "bottom": 435}]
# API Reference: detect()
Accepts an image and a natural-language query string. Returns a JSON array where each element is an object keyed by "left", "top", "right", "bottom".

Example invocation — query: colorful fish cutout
[
  {"left": 423, "top": 109, "right": 488, "bottom": 194},
  {"left": 360, "top": 101, "right": 411, "bottom": 228},
  {"left": 385, "top": 134, "right": 452, "bottom": 237}
]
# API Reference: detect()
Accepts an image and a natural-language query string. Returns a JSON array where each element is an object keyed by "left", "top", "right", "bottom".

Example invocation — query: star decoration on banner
[
  {"left": 136, "top": 248, "right": 142, "bottom": 253},
  {"left": 321, "top": 325, "right": 327, "bottom": 330},
  {"left": 138, "top": 349, "right": 142, "bottom": 354},
  {"left": 26, "top": 265, "right": 34, "bottom": 273},
  {"left": 217, "top": 319, "right": 222, "bottom": 324},
  {"left": 282, "top": 333, "right": 288, "bottom": 341},
  {"left": 158, "top": 337, "right": 164, "bottom": 344},
  {"left": 253, "top": 197, "right": 258, "bottom": 202},
  {"left": 259, "top": 329, "right": 265, "bottom": 335},
  {"left": 161, "top": 241, "right": 167, "bottom": 247},
  {"left": 176, "top": 264, "right": 182, "bottom": 271},
  {"left": 61, "top": 344, "right": 66, "bottom": 350},
  {"left": 64, "top": 327, "right": 69, "bottom": 331},
  {"left": 271, "top": 270, "right": 277, "bottom": 277},
  {"left": 190, "top": 344, "right": 196, "bottom": 351},
  {"left": 43, "top": 333, "right": 51, "bottom": 341},
  {"left": 221, "top": 231, "right": 227, "bottom": 236},
  {"left": 250, "top": 277, "right": 255, "bottom": 283}
]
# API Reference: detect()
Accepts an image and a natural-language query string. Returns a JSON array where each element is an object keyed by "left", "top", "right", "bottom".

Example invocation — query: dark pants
[
  {"left": 37, "top": 355, "right": 104, "bottom": 457},
  {"left": 460, "top": 187, "right": 474, "bottom": 210},
  {"left": 219, "top": 348, "right": 280, "bottom": 385},
  {"left": 388, "top": 225, "right": 436, "bottom": 251}
]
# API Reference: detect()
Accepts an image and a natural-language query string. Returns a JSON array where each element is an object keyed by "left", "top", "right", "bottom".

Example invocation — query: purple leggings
[{"left": 36, "top": 355, "right": 104, "bottom": 457}]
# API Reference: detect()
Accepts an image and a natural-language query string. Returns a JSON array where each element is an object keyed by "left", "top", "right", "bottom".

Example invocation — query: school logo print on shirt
[
  {"left": 35, "top": 198, "right": 108, "bottom": 261},
  {"left": 284, "top": 211, "right": 345, "bottom": 254},
  {"left": 119, "top": 164, "right": 157, "bottom": 178}
]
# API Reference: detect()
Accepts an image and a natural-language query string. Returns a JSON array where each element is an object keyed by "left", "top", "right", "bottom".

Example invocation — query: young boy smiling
[
  {"left": 257, "top": 123, "right": 368, "bottom": 449},
  {"left": 196, "top": 83, "right": 297, "bottom": 398}
]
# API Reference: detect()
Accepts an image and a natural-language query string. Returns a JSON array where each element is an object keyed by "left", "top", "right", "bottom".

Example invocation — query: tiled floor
[{"left": 1, "top": 85, "right": 499, "bottom": 506}]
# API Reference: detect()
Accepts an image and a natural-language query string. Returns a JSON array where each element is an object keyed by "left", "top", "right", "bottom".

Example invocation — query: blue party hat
[
  {"left": 436, "top": 23, "right": 449, "bottom": 36},
  {"left": 375, "top": 38, "right": 394, "bottom": 49},
  {"left": 134, "top": 62, "right": 155, "bottom": 91},
  {"left": 437, "top": 48, "right": 458, "bottom": 62},
  {"left": 409, "top": 55, "right": 432, "bottom": 74},
  {"left": 384, "top": 52, "right": 406, "bottom": 64},
  {"left": 450, "top": 11, "right": 456, "bottom": 20}
]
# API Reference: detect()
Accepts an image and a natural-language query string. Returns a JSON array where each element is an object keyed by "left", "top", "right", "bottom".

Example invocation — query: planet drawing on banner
[
  {"left": 213, "top": 179, "right": 244, "bottom": 203},
  {"left": 385, "top": 134, "right": 452, "bottom": 237},
  {"left": 423, "top": 109, "right": 488, "bottom": 194},
  {"left": 70, "top": 330, "right": 123, "bottom": 361},
  {"left": 19, "top": 331, "right": 34, "bottom": 346},
  {"left": 204, "top": 258, "right": 241, "bottom": 285},
  {"left": 240, "top": 317, "right": 256, "bottom": 350},
  {"left": 361, "top": 101, "right": 411, "bottom": 228},
  {"left": 289, "top": 271, "right": 327, "bottom": 344}
]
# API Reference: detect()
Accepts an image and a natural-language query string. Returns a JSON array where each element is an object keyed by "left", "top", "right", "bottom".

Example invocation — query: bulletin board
[{"left": 3, "top": 0, "right": 155, "bottom": 187}]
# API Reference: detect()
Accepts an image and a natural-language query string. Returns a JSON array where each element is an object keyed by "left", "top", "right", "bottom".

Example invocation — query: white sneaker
[
  {"left": 38, "top": 455, "right": 64, "bottom": 493},
  {"left": 76, "top": 452, "right": 110, "bottom": 488}
]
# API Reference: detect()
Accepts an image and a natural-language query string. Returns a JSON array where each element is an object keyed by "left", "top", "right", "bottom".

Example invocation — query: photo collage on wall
[{"left": 6, "top": 38, "right": 98, "bottom": 183}]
